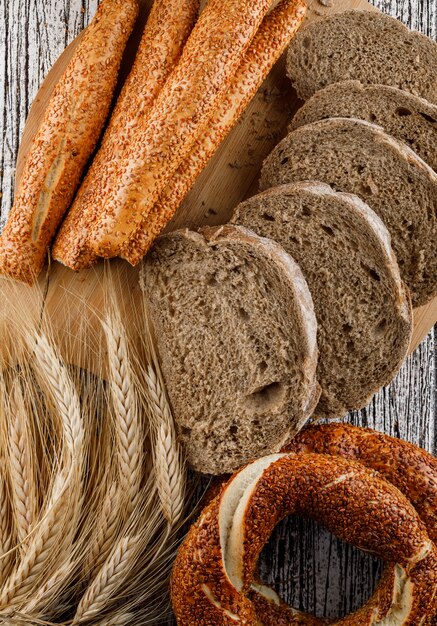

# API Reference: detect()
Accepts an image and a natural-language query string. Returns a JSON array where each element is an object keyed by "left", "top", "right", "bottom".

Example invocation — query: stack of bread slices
[{"left": 143, "top": 10, "right": 437, "bottom": 475}]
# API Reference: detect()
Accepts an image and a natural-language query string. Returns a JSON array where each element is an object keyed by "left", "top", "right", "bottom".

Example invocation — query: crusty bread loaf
[
  {"left": 143, "top": 225, "right": 319, "bottom": 474},
  {"left": 286, "top": 10, "right": 437, "bottom": 103},
  {"left": 260, "top": 118, "right": 437, "bottom": 307},
  {"left": 291, "top": 81, "right": 437, "bottom": 172},
  {"left": 232, "top": 182, "right": 412, "bottom": 419}
]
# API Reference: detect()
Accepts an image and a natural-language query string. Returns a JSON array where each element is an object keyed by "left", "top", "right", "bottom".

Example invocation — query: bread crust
[
  {"left": 0, "top": 0, "right": 138, "bottom": 284},
  {"left": 289, "top": 81, "right": 437, "bottom": 172},
  {"left": 144, "top": 224, "right": 320, "bottom": 474},
  {"left": 284, "top": 423, "right": 437, "bottom": 542},
  {"left": 232, "top": 181, "right": 412, "bottom": 418},
  {"left": 120, "top": 0, "right": 307, "bottom": 265},
  {"left": 260, "top": 117, "right": 437, "bottom": 307},
  {"left": 52, "top": 0, "right": 200, "bottom": 271},
  {"left": 171, "top": 451, "right": 437, "bottom": 625},
  {"left": 87, "top": 0, "right": 272, "bottom": 258},
  {"left": 286, "top": 10, "right": 437, "bottom": 102}
]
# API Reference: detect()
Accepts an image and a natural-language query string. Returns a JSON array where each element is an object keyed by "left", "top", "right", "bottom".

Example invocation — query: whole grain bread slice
[
  {"left": 232, "top": 182, "right": 412, "bottom": 419},
  {"left": 143, "top": 225, "right": 319, "bottom": 475},
  {"left": 286, "top": 10, "right": 437, "bottom": 103},
  {"left": 260, "top": 117, "right": 437, "bottom": 307},
  {"left": 290, "top": 81, "right": 437, "bottom": 172}
]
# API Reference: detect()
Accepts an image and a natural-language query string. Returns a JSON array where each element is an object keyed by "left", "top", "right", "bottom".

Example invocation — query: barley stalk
[
  {"left": 8, "top": 382, "right": 37, "bottom": 548},
  {"left": 144, "top": 365, "right": 185, "bottom": 526},
  {"left": 103, "top": 315, "right": 142, "bottom": 517},
  {"left": 74, "top": 535, "right": 138, "bottom": 622}
]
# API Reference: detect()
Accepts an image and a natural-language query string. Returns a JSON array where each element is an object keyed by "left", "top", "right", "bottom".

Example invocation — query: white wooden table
[{"left": 0, "top": 0, "right": 435, "bottom": 622}]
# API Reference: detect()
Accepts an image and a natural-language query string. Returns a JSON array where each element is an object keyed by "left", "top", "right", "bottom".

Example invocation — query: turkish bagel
[{"left": 171, "top": 443, "right": 437, "bottom": 624}]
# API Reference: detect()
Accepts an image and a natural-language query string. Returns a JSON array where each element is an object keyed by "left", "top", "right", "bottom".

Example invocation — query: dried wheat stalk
[
  {"left": 85, "top": 481, "right": 121, "bottom": 576},
  {"left": 74, "top": 535, "right": 138, "bottom": 622},
  {"left": 7, "top": 382, "right": 37, "bottom": 550},
  {"left": 0, "top": 470, "right": 14, "bottom": 584},
  {"left": 0, "top": 334, "right": 85, "bottom": 610},
  {"left": 145, "top": 365, "right": 185, "bottom": 526},
  {"left": 103, "top": 313, "right": 143, "bottom": 518}
]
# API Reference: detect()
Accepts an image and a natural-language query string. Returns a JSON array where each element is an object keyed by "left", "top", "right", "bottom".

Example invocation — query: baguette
[
  {"left": 52, "top": 0, "right": 199, "bottom": 271},
  {"left": 0, "top": 0, "right": 138, "bottom": 285},
  {"left": 87, "top": 0, "right": 272, "bottom": 259},
  {"left": 122, "top": 0, "right": 307, "bottom": 266}
]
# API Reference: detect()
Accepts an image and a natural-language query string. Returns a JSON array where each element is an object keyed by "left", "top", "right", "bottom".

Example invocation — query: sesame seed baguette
[
  {"left": 121, "top": 0, "right": 307, "bottom": 266},
  {"left": 52, "top": 0, "right": 200, "bottom": 271},
  {"left": 0, "top": 0, "right": 138, "bottom": 285},
  {"left": 87, "top": 0, "right": 273, "bottom": 259}
]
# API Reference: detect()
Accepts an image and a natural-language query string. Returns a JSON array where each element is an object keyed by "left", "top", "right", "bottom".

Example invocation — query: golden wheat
[
  {"left": 0, "top": 271, "right": 190, "bottom": 624},
  {"left": 7, "top": 382, "right": 37, "bottom": 550},
  {"left": 103, "top": 313, "right": 143, "bottom": 518},
  {"left": 74, "top": 535, "right": 138, "bottom": 622}
]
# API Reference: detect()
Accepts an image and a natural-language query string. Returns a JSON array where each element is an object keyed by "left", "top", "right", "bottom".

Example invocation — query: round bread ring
[
  {"left": 171, "top": 453, "right": 437, "bottom": 625},
  {"left": 284, "top": 423, "right": 437, "bottom": 543}
]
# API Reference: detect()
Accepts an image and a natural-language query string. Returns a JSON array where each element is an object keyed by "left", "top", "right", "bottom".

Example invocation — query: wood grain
[{"left": 0, "top": 0, "right": 435, "bottom": 623}]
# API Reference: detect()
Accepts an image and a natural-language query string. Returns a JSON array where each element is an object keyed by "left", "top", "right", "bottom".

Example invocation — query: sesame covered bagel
[
  {"left": 171, "top": 453, "right": 437, "bottom": 625},
  {"left": 285, "top": 423, "right": 437, "bottom": 543}
]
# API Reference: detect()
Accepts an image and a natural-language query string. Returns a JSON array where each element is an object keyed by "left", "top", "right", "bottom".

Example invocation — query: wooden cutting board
[{"left": 1, "top": 0, "right": 436, "bottom": 374}]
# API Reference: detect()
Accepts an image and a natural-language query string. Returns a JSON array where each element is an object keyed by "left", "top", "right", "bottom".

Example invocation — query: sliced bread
[
  {"left": 232, "top": 182, "right": 412, "bottom": 419},
  {"left": 143, "top": 225, "right": 319, "bottom": 474},
  {"left": 290, "top": 81, "right": 437, "bottom": 172},
  {"left": 286, "top": 10, "right": 437, "bottom": 103},
  {"left": 260, "top": 117, "right": 437, "bottom": 307}
]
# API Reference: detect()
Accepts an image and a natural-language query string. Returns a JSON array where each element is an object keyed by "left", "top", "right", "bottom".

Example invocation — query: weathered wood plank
[{"left": 0, "top": 0, "right": 435, "bottom": 623}]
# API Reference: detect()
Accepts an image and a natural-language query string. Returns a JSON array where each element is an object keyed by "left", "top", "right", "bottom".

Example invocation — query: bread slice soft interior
[
  {"left": 143, "top": 225, "right": 319, "bottom": 474},
  {"left": 260, "top": 117, "right": 437, "bottom": 307},
  {"left": 286, "top": 10, "right": 437, "bottom": 103},
  {"left": 233, "top": 182, "right": 412, "bottom": 419},
  {"left": 290, "top": 81, "right": 437, "bottom": 173}
]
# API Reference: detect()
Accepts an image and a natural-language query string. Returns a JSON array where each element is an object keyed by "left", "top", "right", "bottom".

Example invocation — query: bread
[
  {"left": 52, "top": 0, "right": 200, "bottom": 271},
  {"left": 291, "top": 81, "right": 437, "bottom": 173},
  {"left": 286, "top": 10, "right": 437, "bottom": 103},
  {"left": 142, "top": 225, "right": 319, "bottom": 474},
  {"left": 0, "top": 0, "right": 138, "bottom": 285},
  {"left": 260, "top": 117, "right": 437, "bottom": 307},
  {"left": 232, "top": 182, "right": 412, "bottom": 419},
  {"left": 86, "top": 0, "right": 273, "bottom": 258},
  {"left": 172, "top": 452, "right": 437, "bottom": 625},
  {"left": 121, "top": 0, "right": 307, "bottom": 266},
  {"left": 285, "top": 422, "right": 437, "bottom": 542}
]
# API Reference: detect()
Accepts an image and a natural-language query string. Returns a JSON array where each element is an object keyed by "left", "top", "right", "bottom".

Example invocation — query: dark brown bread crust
[
  {"left": 171, "top": 452, "right": 437, "bottom": 625},
  {"left": 284, "top": 422, "right": 437, "bottom": 543}
]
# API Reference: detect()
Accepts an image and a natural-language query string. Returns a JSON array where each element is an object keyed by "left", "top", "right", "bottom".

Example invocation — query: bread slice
[
  {"left": 260, "top": 117, "right": 437, "bottom": 307},
  {"left": 286, "top": 10, "right": 437, "bottom": 103},
  {"left": 143, "top": 225, "right": 319, "bottom": 475},
  {"left": 291, "top": 81, "right": 437, "bottom": 172},
  {"left": 232, "top": 182, "right": 412, "bottom": 419}
]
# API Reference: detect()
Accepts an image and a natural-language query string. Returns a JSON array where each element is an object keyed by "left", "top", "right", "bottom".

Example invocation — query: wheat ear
[
  {"left": 0, "top": 334, "right": 84, "bottom": 608},
  {"left": 0, "top": 482, "right": 70, "bottom": 607},
  {"left": 74, "top": 535, "right": 138, "bottom": 622},
  {"left": 0, "top": 471, "right": 13, "bottom": 584},
  {"left": 85, "top": 481, "right": 121, "bottom": 577},
  {"left": 8, "top": 382, "right": 37, "bottom": 549},
  {"left": 103, "top": 314, "right": 143, "bottom": 517},
  {"left": 144, "top": 365, "right": 184, "bottom": 526}
]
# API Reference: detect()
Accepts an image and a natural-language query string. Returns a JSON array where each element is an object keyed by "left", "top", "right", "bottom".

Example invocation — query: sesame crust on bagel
[
  {"left": 171, "top": 453, "right": 437, "bottom": 625},
  {"left": 284, "top": 423, "right": 437, "bottom": 543}
]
